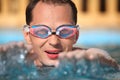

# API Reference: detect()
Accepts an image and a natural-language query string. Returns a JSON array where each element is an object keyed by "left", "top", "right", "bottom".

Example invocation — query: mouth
[{"left": 45, "top": 50, "right": 62, "bottom": 59}]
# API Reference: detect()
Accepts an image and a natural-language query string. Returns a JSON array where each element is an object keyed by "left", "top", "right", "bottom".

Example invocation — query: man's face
[{"left": 25, "top": 2, "right": 78, "bottom": 66}]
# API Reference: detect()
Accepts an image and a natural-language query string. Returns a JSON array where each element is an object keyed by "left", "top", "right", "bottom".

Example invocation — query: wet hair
[{"left": 26, "top": 0, "right": 77, "bottom": 25}]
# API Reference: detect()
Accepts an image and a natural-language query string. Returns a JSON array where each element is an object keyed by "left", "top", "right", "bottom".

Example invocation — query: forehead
[
  {"left": 33, "top": 1, "right": 72, "bottom": 13},
  {"left": 30, "top": 1, "right": 73, "bottom": 26}
]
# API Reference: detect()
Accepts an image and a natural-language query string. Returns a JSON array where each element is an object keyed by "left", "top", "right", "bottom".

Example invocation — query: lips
[{"left": 45, "top": 50, "right": 61, "bottom": 59}]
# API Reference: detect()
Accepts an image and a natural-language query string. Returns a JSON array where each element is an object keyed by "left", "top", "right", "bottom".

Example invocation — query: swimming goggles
[{"left": 24, "top": 24, "right": 79, "bottom": 39}]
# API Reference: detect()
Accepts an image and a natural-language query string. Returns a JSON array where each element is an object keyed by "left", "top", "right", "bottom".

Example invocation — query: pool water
[
  {"left": 0, "top": 28, "right": 120, "bottom": 80},
  {"left": 0, "top": 28, "right": 24, "bottom": 44},
  {"left": 0, "top": 46, "right": 120, "bottom": 80}
]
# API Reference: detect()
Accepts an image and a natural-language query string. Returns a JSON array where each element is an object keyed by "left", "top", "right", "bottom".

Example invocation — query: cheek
[
  {"left": 30, "top": 36, "right": 47, "bottom": 49},
  {"left": 67, "top": 36, "right": 75, "bottom": 44},
  {"left": 61, "top": 38, "right": 74, "bottom": 49}
]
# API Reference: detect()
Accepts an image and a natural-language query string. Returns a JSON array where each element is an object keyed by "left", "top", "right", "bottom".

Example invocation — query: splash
[{"left": 0, "top": 46, "right": 120, "bottom": 80}]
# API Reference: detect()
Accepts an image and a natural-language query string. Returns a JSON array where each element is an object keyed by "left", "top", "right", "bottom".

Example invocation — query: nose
[{"left": 48, "top": 35, "right": 60, "bottom": 47}]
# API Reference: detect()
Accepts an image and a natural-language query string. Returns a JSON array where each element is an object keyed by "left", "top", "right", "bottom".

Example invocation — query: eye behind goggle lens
[
  {"left": 57, "top": 27, "right": 75, "bottom": 38},
  {"left": 31, "top": 26, "right": 51, "bottom": 38}
]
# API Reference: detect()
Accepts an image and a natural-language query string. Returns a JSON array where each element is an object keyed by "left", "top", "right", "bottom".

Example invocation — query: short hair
[{"left": 26, "top": 0, "right": 77, "bottom": 25}]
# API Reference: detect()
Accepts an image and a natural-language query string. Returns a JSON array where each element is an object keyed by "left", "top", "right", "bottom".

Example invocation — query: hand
[
  {"left": 58, "top": 48, "right": 120, "bottom": 70},
  {"left": 0, "top": 41, "right": 37, "bottom": 60},
  {"left": 0, "top": 41, "right": 32, "bottom": 53}
]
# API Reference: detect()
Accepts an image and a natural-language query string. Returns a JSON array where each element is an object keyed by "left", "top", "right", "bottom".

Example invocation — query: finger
[
  {"left": 2, "top": 44, "right": 9, "bottom": 52},
  {"left": 58, "top": 52, "right": 67, "bottom": 59},
  {"left": 0, "top": 43, "right": 13, "bottom": 52},
  {"left": 0, "top": 45, "right": 2, "bottom": 52},
  {"left": 59, "top": 50, "right": 86, "bottom": 61},
  {"left": 65, "top": 51, "right": 76, "bottom": 59},
  {"left": 87, "top": 48, "right": 111, "bottom": 58},
  {"left": 85, "top": 48, "right": 112, "bottom": 60},
  {"left": 7, "top": 41, "right": 17, "bottom": 48},
  {"left": 34, "top": 59, "right": 43, "bottom": 68},
  {"left": 86, "top": 48, "right": 120, "bottom": 69},
  {"left": 24, "top": 44, "right": 33, "bottom": 54},
  {"left": 16, "top": 41, "right": 24, "bottom": 48},
  {"left": 59, "top": 51, "right": 75, "bottom": 59},
  {"left": 26, "top": 51, "right": 38, "bottom": 62},
  {"left": 99, "top": 56, "right": 120, "bottom": 69},
  {"left": 74, "top": 50, "right": 86, "bottom": 60},
  {"left": 0, "top": 45, "right": 5, "bottom": 52},
  {"left": 24, "top": 44, "right": 32, "bottom": 50}
]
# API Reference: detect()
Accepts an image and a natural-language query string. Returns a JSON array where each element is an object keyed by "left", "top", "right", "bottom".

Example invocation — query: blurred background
[{"left": 0, "top": 0, "right": 120, "bottom": 61}]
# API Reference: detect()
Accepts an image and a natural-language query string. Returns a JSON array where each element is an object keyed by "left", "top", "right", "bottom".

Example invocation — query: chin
[{"left": 43, "top": 59, "right": 58, "bottom": 67}]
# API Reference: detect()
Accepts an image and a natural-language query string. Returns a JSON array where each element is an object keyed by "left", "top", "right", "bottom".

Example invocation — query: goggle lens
[
  {"left": 57, "top": 26, "right": 75, "bottom": 38},
  {"left": 30, "top": 25, "right": 51, "bottom": 38}
]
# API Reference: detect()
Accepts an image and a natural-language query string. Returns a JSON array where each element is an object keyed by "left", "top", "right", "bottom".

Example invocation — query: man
[
  {"left": 22, "top": 0, "right": 119, "bottom": 69},
  {"left": 0, "top": 0, "right": 119, "bottom": 69}
]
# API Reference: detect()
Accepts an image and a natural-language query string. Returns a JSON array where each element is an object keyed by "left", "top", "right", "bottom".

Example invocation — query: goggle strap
[
  {"left": 76, "top": 25, "right": 80, "bottom": 31},
  {"left": 23, "top": 25, "right": 30, "bottom": 32}
]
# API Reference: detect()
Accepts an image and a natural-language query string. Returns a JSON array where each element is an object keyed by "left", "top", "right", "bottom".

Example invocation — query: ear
[
  {"left": 23, "top": 31, "right": 32, "bottom": 45},
  {"left": 73, "top": 30, "right": 79, "bottom": 44}
]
